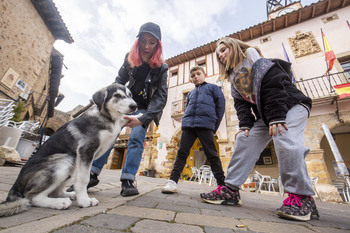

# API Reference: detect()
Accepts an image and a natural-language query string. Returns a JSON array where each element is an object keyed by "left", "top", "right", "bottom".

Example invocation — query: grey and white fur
[{"left": 0, "top": 83, "right": 137, "bottom": 217}]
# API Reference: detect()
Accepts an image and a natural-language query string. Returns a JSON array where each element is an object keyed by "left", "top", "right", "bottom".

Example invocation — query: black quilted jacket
[
  {"left": 115, "top": 53, "right": 168, "bottom": 127},
  {"left": 231, "top": 58, "right": 312, "bottom": 129}
]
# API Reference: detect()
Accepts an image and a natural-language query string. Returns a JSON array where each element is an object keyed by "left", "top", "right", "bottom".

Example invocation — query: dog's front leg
[{"left": 74, "top": 157, "right": 99, "bottom": 208}]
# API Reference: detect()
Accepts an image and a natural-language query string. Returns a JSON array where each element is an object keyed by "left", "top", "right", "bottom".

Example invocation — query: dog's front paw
[
  {"left": 54, "top": 198, "right": 72, "bottom": 210},
  {"left": 89, "top": 197, "right": 99, "bottom": 206},
  {"left": 78, "top": 197, "right": 99, "bottom": 208}
]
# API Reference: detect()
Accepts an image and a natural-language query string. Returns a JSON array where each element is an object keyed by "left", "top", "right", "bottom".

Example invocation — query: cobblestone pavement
[{"left": 0, "top": 166, "right": 349, "bottom": 233}]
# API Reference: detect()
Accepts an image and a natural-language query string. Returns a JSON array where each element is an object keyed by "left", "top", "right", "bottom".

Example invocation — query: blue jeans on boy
[{"left": 91, "top": 109, "right": 147, "bottom": 181}]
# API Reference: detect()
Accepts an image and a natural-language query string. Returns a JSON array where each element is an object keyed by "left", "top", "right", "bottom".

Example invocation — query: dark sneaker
[
  {"left": 121, "top": 179, "right": 139, "bottom": 197},
  {"left": 200, "top": 185, "right": 242, "bottom": 206},
  {"left": 277, "top": 193, "right": 319, "bottom": 221},
  {"left": 66, "top": 172, "right": 100, "bottom": 192}
]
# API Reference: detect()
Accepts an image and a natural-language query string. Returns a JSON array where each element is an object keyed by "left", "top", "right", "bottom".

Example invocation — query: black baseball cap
[{"left": 137, "top": 22, "right": 161, "bottom": 41}]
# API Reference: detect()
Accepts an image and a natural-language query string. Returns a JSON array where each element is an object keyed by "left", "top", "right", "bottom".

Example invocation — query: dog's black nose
[{"left": 130, "top": 103, "right": 138, "bottom": 112}]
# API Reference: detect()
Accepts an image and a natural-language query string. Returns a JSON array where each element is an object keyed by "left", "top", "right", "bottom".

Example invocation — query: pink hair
[{"left": 127, "top": 38, "right": 164, "bottom": 69}]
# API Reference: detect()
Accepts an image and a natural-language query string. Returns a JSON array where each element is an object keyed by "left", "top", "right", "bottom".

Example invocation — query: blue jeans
[
  {"left": 91, "top": 109, "right": 147, "bottom": 181},
  {"left": 91, "top": 147, "right": 113, "bottom": 175}
]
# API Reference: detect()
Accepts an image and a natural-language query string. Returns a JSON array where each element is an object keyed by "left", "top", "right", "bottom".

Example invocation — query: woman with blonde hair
[{"left": 201, "top": 37, "right": 318, "bottom": 222}]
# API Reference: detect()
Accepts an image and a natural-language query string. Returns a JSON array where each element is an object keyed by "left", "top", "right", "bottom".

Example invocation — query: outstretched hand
[
  {"left": 269, "top": 123, "right": 288, "bottom": 136},
  {"left": 123, "top": 115, "right": 142, "bottom": 128}
]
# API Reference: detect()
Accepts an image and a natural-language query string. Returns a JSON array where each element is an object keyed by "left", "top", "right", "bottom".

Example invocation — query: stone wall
[
  {"left": 0, "top": 0, "right": 55, "bottom": 121},
  {"left": 46, "top": 109, "right": 72, "bottom": 132}
]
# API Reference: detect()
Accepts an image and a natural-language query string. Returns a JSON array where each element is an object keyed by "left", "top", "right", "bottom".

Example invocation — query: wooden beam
[
  {"left": 342, "top": 0, "right": 346, "bottom": 7},
  {"left": 326, "top": 0, "right": 332, "bottom": 13},
  {"left": 192, "top": 51, "right": 197, "bottom": 58},
  {"left": 298, "top": 9, "right": 302, "bottom": 23},
  {"left": 273, "top": 20, "right": 276, "bottom": 31},
  {"left": 209, "top": 44, "right": 214, "bottom": 52},
  {"left": 260, "top": 25, "right": 264, "bottom": 36},
  {"left": 249, "top": 28, "right": 253, "bottom": 39},
  {"left": 184, "top": 53, "right": 189, "bottom": 60},
  {"left": 285, "top": 15, "right": 288, "bottom": 27},
  {"left": 311, "top": 5, "right": 316, "bottom": 18},
  {"left": 200, "top": 47, "right": 205, "bottom": 55}
]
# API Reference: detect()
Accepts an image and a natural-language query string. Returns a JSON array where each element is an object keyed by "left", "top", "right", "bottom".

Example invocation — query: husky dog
[{"left": 0, "top": 83, "right": 137, "bottom": 217}]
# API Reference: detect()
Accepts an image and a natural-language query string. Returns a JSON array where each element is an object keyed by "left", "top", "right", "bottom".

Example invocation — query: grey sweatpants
[{"left": 225, "top": 104, "right": 315, "bottom": 196}]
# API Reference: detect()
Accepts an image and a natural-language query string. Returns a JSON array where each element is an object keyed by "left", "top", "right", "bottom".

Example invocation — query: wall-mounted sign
[
  {"left": 1, "top": 67, "right": 19, "bottom": 89},
  {"left": 15, "top": 79, "right": 27, "bottom": 91}
]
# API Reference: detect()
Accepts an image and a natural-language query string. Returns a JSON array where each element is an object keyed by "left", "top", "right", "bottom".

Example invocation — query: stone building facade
[
  {"left": 109, "top": 0, "right": 350, "bottom": 202},
  {"left": 0, "top": 0, "right": 73, "bottom": 126}
]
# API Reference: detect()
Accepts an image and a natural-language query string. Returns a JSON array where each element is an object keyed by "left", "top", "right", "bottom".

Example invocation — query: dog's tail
[
  {"left": 0, "top": 199, "right": 29, "bottom": 217},
  {"left": 0, "top": 199, "right": 30, "bottom": 217}
]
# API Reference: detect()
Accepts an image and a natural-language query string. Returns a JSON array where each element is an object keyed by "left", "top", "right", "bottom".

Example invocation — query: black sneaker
[
  {"left": 200, "top": 185, "right": 242, "bottom": 206},
  {"left": 66, "top": 172, "right": 100, "bottom": 192},
  {"left": 277, "top": 193, "right": 319, "bottom": 221},
  {"left": 121, "top": 179, "right": 139, "bottom": 197}
]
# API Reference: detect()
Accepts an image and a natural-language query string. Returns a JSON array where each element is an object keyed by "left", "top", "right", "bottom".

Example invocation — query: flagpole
[{"left": 321, "top": 28, "right": 333, "bottom": 93}]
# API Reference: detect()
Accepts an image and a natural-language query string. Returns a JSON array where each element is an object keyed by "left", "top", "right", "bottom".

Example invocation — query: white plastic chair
[
  {"left": 208, "top": 171, "right": 217, "bottom": 186},
  {"left": 0, "top": 99, "right": 15, "bottom": 127},
  {"left": 311, "top": 176, "right": 322, "bottom": 202},
  {"left": 333, "top": 179, "right": 350, "bottom": 203},
  {"left": 199, "top": 165, "right": 211, "bottom": 185},
  {"left": 190, "top": 166, "right": 200, "bottom": 182},
  {"left": 254, "top": 170, "right": 276, "bottom": 193}
]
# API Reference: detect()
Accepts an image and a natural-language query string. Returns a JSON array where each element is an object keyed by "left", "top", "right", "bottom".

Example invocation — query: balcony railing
[
  {"left": 171, "top": 70, "right": 350, "bottom": 117},
  {"left": 295, "top": 70, "right": 349, "bottom": 101}
]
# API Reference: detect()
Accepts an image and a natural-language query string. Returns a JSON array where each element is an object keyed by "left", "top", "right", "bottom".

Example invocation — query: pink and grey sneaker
[
  {"left": 200, "top": 185, "right": 242, "bottom": 206},
  {"left": 277, "top": 193, "right": 319, "bottom": 221}
]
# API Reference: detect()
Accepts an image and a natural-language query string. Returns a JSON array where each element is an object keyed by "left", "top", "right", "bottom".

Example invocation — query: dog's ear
[{"left": 92, "top": 87, "right": 108, "bottom": 111}]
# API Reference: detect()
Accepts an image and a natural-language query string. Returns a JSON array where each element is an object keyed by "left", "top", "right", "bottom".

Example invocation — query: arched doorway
[{"left": 165, "top": 130, "right": 220, "bottom": 180}]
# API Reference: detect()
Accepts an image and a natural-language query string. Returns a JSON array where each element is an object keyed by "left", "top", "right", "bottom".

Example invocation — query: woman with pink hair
[{"left": 68, "top": 22, "right": 168, "bottom": 197}]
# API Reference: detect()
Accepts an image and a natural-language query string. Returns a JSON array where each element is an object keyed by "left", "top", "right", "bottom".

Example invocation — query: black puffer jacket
[
  {"left": 231, "top": 58, "right": 312, "bottom": 129},
  {"left": 115, "top": 54, "right": 168, "bottom": 127}
]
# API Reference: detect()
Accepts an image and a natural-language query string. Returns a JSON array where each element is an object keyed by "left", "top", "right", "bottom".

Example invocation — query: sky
[{"left": 53, "top": 0, "right": 320, "bottom": 112}]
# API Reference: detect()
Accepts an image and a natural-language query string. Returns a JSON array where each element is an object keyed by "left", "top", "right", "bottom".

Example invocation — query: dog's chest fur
[{"left": 66, "top": 108, "right": 127, "bottom": 160}]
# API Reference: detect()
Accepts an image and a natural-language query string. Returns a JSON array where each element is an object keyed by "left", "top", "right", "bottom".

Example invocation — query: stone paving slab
[
  {"left": 131, "top": 219, "right": 203, "bottom": 233},
  {"left": 80, "top": 213, "right": 139, "bottom": 230},
  {"left": 1, "top": 166, "right": 350, "bottom": 233},
  {"left": 109, "top": 205, "right": 175, "bottom": 221},
  {"left": 53, "top": 224, "right": 123, "bottom": 233},
  {"left": 176, "top": 212, "right": 242, "bottom": 229},
  {"left": 240, "top": 219, "right": 316, "bottom": 233}
]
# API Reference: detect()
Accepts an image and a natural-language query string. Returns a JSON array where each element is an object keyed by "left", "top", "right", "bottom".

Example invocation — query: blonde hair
[
  {"left": 215, "top": 37, "right": 263, "bottom": 80},
  {"left": 190, "top": 65, "right": 206, "bottom": 75}
]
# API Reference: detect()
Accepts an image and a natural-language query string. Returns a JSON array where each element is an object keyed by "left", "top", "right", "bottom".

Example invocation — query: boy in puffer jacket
[{"left": 162, "top": 66, "right": 226, "bottom": 194}]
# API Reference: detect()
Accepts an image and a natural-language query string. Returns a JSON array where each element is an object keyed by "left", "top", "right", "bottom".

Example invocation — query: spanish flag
[
  {"left": 334, "top": 83, "right": 350, "bottom": 99},
  {"left": 321, "top": 29, "right": 336, "bottom": 71}
]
